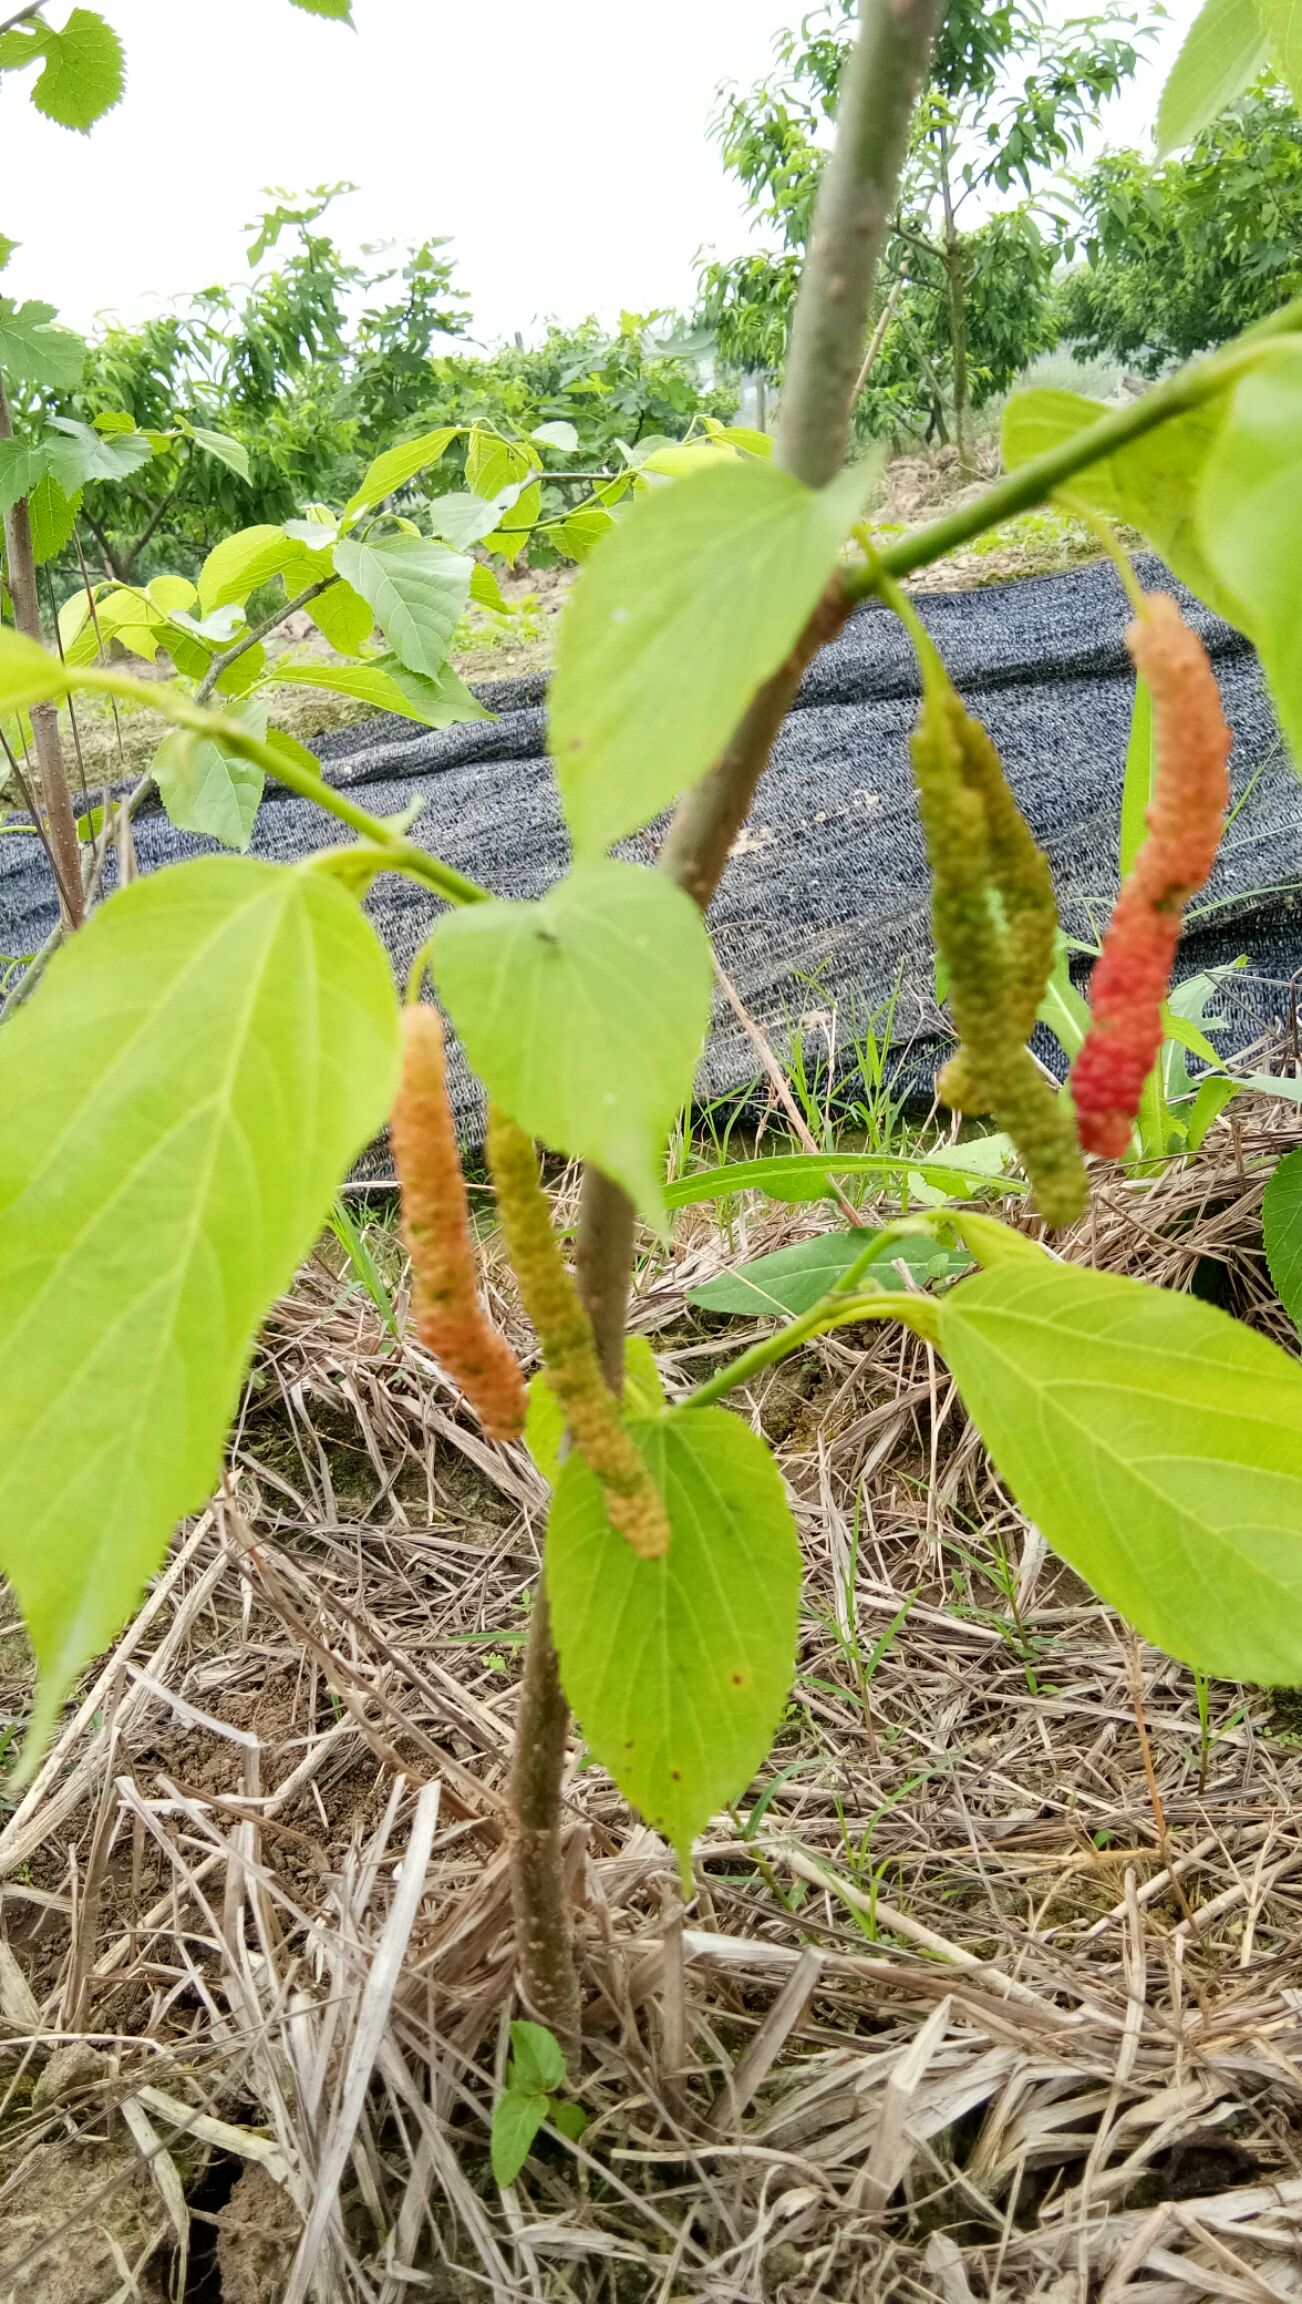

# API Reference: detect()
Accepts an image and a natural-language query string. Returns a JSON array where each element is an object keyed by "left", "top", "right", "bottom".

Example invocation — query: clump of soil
[
  {"left": 215, "top": 2163, "right": 302, "bottom": 2304},
  {"left": 0, "top": 2138, "right": 169, "bottom": 2304}
]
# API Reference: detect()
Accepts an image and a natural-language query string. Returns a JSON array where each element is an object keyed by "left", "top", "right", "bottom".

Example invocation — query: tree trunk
[
  {"left": 0, "top": 380, "right": 85, "bottom": 930},
  {"left": 938, "top": 131, "right": 975, "bottom": 480}
]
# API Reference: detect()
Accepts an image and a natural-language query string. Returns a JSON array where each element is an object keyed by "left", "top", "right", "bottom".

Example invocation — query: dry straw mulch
[{"left": 3, "top": 1103, "right": 1302, "bottom": 2303}]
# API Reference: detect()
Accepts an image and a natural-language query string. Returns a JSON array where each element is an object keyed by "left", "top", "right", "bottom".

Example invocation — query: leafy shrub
[{"left": 1059, "top": 87, "right": 1302, "bottom": 374}]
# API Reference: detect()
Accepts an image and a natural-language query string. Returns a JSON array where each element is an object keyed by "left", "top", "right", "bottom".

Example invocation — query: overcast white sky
[{"left": 2, "top": 0, "right": 1202, "bottom": 347}]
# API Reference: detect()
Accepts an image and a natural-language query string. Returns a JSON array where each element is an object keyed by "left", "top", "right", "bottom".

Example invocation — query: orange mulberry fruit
[
  {"left": 391, "top": 1006, "right": 528, "bottom": 1442},
  {"left": 1072, "top": 595, "right": 1231, "bottom": 1160}
]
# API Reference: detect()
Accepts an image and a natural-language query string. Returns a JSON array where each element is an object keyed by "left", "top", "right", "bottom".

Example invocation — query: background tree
[
  {"left": 1058, "top": 84, "right": 1302, "bottom": 373},
  {"left": 0, "top": 0, "right": 352, "bottom": 941},
  {"left": 700, "top": 0, "right": 1149, "bottom": 468},
  {"left": 417, "top": 312, "right": 735, "bottom": 518},
  {"left": 26, "top": 192, "right": 731, "bottom": 587},
  {"left": 49, "top": 187, "right": 459, "bottom": 582}
]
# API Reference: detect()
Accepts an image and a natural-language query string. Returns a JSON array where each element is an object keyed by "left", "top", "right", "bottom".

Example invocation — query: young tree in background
[
  {"left": 700, "top": 0, "right": 1149, "bottom": 469},
  {"left": 1059, "top": 85, "right": 1302, "bottom": 373},
  {"left": 0, "top": 0, "right": 353, "bottom": 921}
]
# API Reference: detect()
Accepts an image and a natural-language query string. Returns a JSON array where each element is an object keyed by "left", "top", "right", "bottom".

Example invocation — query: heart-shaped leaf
[
  {"left": 550, "top": 457, "right": 869, "bottom": 855},
  {"left": 546, "top": 1407, "right": 800, "bottom": 1871},
  {"left": 0, "top": 857, "right": 400, "bottom": 1770},
  {"left": 332, "top": 535, "right": 472, "bottom": 678},
  {"left": 430, "top": 860, "right": 712, "bottom": 1226},
  {"left": 939, "top": 1258, "right": 1302, "bottom": 1682},
  {"left": 151, "top": 699, "right": 267, "bottom": 850}
]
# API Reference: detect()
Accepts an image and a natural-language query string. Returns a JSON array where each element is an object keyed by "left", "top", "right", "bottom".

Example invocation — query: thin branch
[
  {"left": 889, "top": 216, "right": 946, "bottom": 265},
  {"left": 0, "top": 726, "right": 75, "bottom": 919},
  {"left": 84, "top": 510, "right": 122, "bottom": 583},
  {"left": 893, "top": 301, "right": 950, "bottom": 440},
  {"left": 0, "top": 375, "right": 85, "bottom": 928},
  {"left": 44, "top": 566, "right": 91, "bottom": 820},
  {"left": 0, "top": 1, "right": 45, "bottom": 35},
  {"left": 851, "top": 274, "right": 905, "bottom": 409},
  {"left": 55, "top": 574, "right": 349, "bottom": 883},
  {"left": 0, "top": 908, "right": 61, "bottom": 1018},
  {"left": 681, "top": 1291, "right": 937, "bottom": 1414},
  {"left": 857, "top": 294, "right": 1302, "bottom": 595},
  {"left": 20, "top": 661, "right": 491, "bottom": 910},
  {"left": 194, "top": 575, "right": 339, "bottom": 705},
  {"left": 117, "top": 465, "right": 189, "bottom": 580},
  {"left": 72, "top": 524, "right": 127, "bottom": 864},
  {"left": 657, "top": 577, "right": 851, "bottom": 914},
  {"left": 1, "top": 757, "right": 156, "bottom": 1021},
  {"left": 937, "top": 123, "right": 974, "bottom": 473}
]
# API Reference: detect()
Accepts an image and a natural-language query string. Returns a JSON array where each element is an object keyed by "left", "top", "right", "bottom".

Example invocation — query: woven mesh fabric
[{"left": 3, "top": 553, "right": 1299, "bottom": 1162}]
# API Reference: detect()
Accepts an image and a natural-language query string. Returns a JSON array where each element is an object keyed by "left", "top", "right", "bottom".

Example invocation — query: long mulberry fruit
[
  {"left": 391, "top": 1006, "right": 528, "bottom": 1441},
  {"left": 911, "top": 684, "right": 1087, "bottom": 1228},
  {"left": 486, "top": 1107, "right": 670, "bottom": 1561},
  {"left": 1071, "top": 594, "right": 1231, "bottom": 1159}
]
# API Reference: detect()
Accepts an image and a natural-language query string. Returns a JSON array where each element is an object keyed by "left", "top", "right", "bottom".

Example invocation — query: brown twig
[
  {"left": 195, "top": 574, "right": 340, "bottom": 705},
  {"left": 1126, "top": 1629, "right": 1201, "bottom": 1937},
  {"left": 851, "top": 274, "right": 905, "bottom": 409}
]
